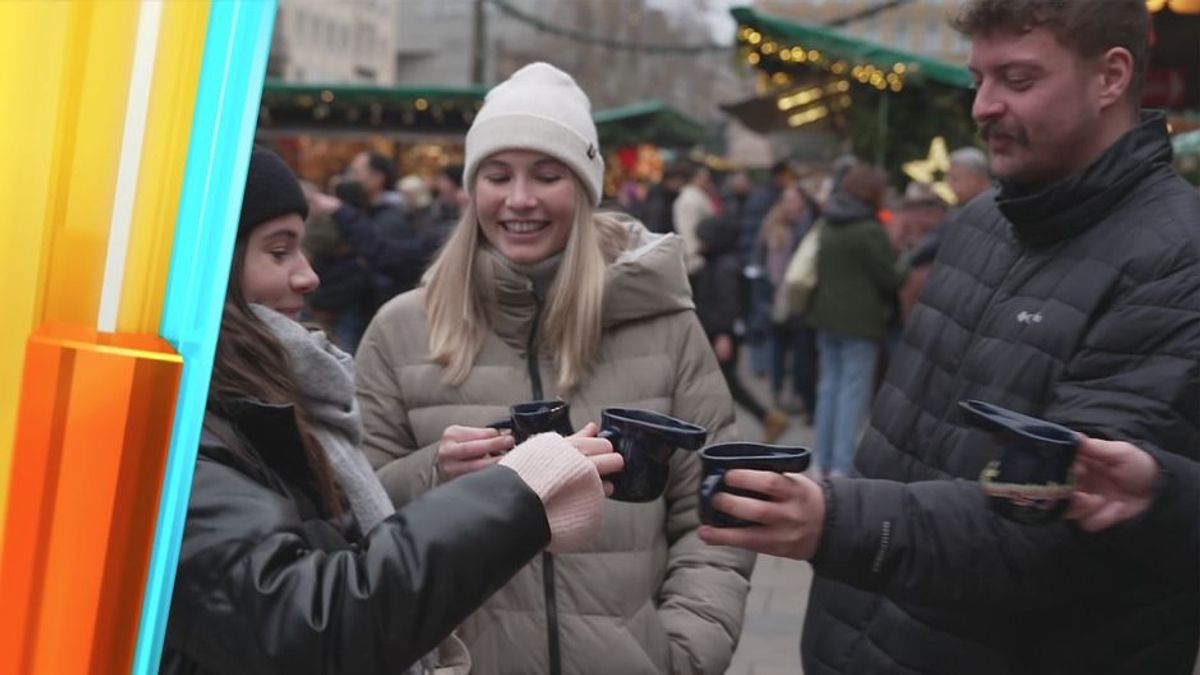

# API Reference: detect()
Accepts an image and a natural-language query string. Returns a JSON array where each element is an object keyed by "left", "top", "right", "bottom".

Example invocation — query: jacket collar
[
  {"left": 822, "top": 191, "right": 877, "bottom": 225},
  {"left": 203, "top": 397, "right": 304, "bottom": 464},
  {"left": 996, "top": 111, "right": 1174, "bottom": 248},
  {"left": 480, "top": 218, "right": 695, "bottom": 351}
]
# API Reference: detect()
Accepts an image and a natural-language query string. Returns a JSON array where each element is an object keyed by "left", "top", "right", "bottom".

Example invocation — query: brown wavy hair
[
  {"left": 951, "top": 0, "right": 1150, "bottom": 102},
  {"left": 208, "top": 239, "right": 344, "bottom": 518}
]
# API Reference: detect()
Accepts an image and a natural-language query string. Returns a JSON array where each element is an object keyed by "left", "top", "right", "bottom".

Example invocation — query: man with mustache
[{"left": 699, "top": 1, "right": 1200, "bottom": 673}]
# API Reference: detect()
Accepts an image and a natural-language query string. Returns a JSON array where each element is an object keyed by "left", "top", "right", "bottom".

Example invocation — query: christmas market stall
[
  {"left": 255, "top": 81, "right": 486, "bottom": 187},
  {"left": 727, "top": 6, "right": 978, "bottom": 198},
  {"left": 592, "top": 99, "right": 709, "bottom": 198}
]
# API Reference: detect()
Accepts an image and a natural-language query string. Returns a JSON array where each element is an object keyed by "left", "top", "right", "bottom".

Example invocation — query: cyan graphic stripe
[{"left": 132, "top": 2, "right": 277, "bottom": 673}]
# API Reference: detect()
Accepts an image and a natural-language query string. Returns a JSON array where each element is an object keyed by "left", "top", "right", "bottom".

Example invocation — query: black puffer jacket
[
  {"left": 161, "top": 400, "right": 550, "bottom": 674},
  {"left": 803, "top": 112, "right": 1200, "bottom": 675}
]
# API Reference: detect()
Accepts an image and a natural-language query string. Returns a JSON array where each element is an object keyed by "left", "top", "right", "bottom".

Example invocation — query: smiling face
[
  {"left": 474, "top": 150, "right": 579, "bottom": 264},
  {"left": 969, "top": 27, "right": 1110, "bottom": 187},
  {"left": 240, "top": 213, "right": 319, "bottom": 320}
]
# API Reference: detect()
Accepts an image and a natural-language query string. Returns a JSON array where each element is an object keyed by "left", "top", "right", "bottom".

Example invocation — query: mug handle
[
  {"left": 487, "top": 418, "right": 514, "bottom": 431},
  {"left": 597, "top": 428, "right": 622, "bottom": 464}
]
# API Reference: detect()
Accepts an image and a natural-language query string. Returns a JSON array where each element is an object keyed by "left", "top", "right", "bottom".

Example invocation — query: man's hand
[
  {"left": 697, "top": 470, "right": 826, "bottom": 560},
  {"left": 1066, "top": 436, "right": 1157, "bottom": 532}
]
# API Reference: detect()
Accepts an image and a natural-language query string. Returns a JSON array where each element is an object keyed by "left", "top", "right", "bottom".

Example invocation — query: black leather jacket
[{"left": 161, "top": 400, "right": 550, "bottom": 674}]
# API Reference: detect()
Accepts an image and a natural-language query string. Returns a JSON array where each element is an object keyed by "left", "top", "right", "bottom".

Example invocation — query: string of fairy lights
[{"left": 736, "top": 23, "right": 916, "bottom": 129}]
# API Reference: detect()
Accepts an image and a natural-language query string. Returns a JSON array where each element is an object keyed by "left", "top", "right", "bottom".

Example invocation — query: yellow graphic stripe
[
  {"left": 0, "top": 0, "right": 75, "bottom": 561},
  {"left": 37, "top": 2, "right": 140, "bottom": 328},
  {"left": 117, "top": 0, "right": 211, "bottom": 334}
]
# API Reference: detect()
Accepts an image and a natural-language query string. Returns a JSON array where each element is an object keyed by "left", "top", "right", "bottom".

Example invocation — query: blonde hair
[{"left": 423, "top": 175, "right": 628, "bottom": 393}]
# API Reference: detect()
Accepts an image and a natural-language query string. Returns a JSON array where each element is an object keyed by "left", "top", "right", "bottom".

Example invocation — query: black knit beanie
[{"left": 238, "top": 145, "right": 309, "bottom": 239}]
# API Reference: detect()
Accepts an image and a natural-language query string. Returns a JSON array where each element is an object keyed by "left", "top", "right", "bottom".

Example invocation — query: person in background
[
  {"left": 673, "top": 163, "right": 716, "bottom": 276},
  {"left": 332, "top": 151, "right": 430, "bottom": 308},
  {"left": 397, "top": 174, "right": 436, "bottom": 235},
  {"left": 693, "top": 213, "right": 791, "bottom": 443},
  {"left": 947, "top": 145, "right": 993, "bottom": 207},
  {"left": 432, "top": 164, "right": 467, "bottom": 229},
  {"left": 299, "top": 177, "right": 373, "bottom": 353},
  {"left": 757, "top": 185, "right": 821, "bottom": 423},
  {"left": 723, "top": 170, "right": 755, "bottom": 222},
  {"left": 614, "top": 178, "right": 647, "bottom": 216},
  {"left": 805, "top": 162, "right": 907, "bottom": 478},
  {"left": 349, "top": 63, "right": 753, "bottom": 675},
  {"left": 642, "top": 162, "right": 689, "bottom": 234},
  {"left": 893, "top": 182, "right": 949, "bottom": 326},
  {"left": 162, "top": 146, "right": 622, "bottom": 675},
  {"left": 742, "top": 161, "right": 796, "bottom": 378}
]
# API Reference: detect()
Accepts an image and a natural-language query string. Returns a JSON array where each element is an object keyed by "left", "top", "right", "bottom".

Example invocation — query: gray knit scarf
[{"left": 250, "top": 305, "right": 394, "bottom": 533}]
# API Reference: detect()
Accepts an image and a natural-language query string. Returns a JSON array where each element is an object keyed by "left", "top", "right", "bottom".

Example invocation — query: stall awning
[
  {"left": 257, "top": 81, "right": 487, "bottom": 136},
  {"left": 731, "top": 6, "right": 974, "bottom": 90},
  {"left": 593, "top": 100, "right": 708, "bottom": 148}
]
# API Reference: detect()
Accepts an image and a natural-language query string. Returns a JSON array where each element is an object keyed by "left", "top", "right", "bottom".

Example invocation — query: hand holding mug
[
  {"left": 566, "top": 422, "right": 623, "bottom": 496},
  {"left": 697, "top": 469, "right": 826, "bottom": 560},
  {"left": 436, "top": 425, "right": 515, "bottom": 482},
  {"left": 1066, "top": 436, "right": 1156, "bottom": 532}
]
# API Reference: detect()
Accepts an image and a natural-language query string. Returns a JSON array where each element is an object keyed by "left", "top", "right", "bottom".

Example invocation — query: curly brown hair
[{"left": 951, "top": 0, "right": 1150, "bottom": 101}]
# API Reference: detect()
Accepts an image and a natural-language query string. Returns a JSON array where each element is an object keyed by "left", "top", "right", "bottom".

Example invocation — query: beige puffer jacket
[{"left": 355, "top": 222, "right": 754, "bottom": 675}]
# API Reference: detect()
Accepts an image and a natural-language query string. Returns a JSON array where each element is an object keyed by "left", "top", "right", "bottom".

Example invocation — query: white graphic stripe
[{"left": 97, "top": 0, "right": 162, "bottom": 332}]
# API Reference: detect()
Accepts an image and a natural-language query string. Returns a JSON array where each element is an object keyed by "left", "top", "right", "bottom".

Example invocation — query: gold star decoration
[{"left": 902, "top": 136, "right": 957, "bottom": 206}]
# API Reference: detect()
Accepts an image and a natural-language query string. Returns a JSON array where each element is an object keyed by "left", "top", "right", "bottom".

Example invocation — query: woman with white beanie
[{"left": 339, "top": 63, "right": 754, "bottom": 675}]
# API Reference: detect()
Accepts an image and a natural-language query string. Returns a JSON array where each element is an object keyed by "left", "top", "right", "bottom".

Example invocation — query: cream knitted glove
[{"left": 499, "top": 432, "right": 605, "bottom": 553}]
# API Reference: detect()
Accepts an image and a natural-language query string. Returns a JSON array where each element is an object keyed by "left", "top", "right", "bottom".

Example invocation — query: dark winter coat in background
[
  {"left": 333, "top": 203, "right": 449, "bottom": 307},
  {"left": 693, "top": 215, "right": 747, "bottom": 339},
  {"left": 804, "top": 193, "right": 907, "bottom": 341},
  {"left": 802, "top": 112, "right": 1200, "bottom": 675},
  {"left": 161, "top": 400, "right": 550, "bottom": 674}
]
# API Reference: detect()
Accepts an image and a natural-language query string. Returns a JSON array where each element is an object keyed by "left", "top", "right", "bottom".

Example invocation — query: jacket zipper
[{"left": 525, "top": 287, "right": 562, "bottom": 675}]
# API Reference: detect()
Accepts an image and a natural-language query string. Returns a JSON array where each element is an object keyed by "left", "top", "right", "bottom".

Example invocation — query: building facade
[
  {"left": 755, "top": 0, "right": 970, "bottom": 64},
  {"left": 270, "top": 0, "right": 399, "bottom": 83}
]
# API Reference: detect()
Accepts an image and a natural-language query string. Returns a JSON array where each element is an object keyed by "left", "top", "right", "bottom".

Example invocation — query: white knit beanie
[{"left": 464, "top": 62, "right": 605, "bottom": 206}]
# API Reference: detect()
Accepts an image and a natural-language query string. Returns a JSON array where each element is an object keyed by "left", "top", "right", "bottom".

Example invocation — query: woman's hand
[
  {"left": 436, "top": 425, "right": 515, "bottom": 482},
  {"left": 565, "top": 422, "right": 623, "bottom": 496}
]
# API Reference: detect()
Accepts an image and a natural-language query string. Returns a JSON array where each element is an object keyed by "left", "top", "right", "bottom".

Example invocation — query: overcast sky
[{"left": 646, "top": 0, "right": 742, "bottom": 42}]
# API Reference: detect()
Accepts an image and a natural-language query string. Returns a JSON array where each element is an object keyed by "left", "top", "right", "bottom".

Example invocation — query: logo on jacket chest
[{"left": 1016, "top": 310, "right": 1044, "bottom": 325}]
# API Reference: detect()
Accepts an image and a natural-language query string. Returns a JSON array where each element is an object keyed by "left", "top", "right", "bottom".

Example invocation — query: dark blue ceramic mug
[
  {"left": 488, "top": 400, "right": 574, "bottom": 445},
  {"left": 598, "top": 407, "right": 708, "bottom": 502},
  {"left": 698, "top": 442, "right": 812, "bottom": 527},
  {"left": 959, "top": 399, "right": 1079, "bottom": 525}
]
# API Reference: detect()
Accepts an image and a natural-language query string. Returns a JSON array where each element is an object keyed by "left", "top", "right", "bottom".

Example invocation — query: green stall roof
[
  {"left": 730, "top": 6, "right": 974, "bottom": 90},
  {"left": 593, "top": 99, "right": 708, "bottom": 148}
]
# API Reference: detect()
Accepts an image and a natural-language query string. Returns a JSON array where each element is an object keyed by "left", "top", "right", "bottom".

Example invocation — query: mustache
[{"left": 978, "top": 120, "right": 1029, "bottom": 145}]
